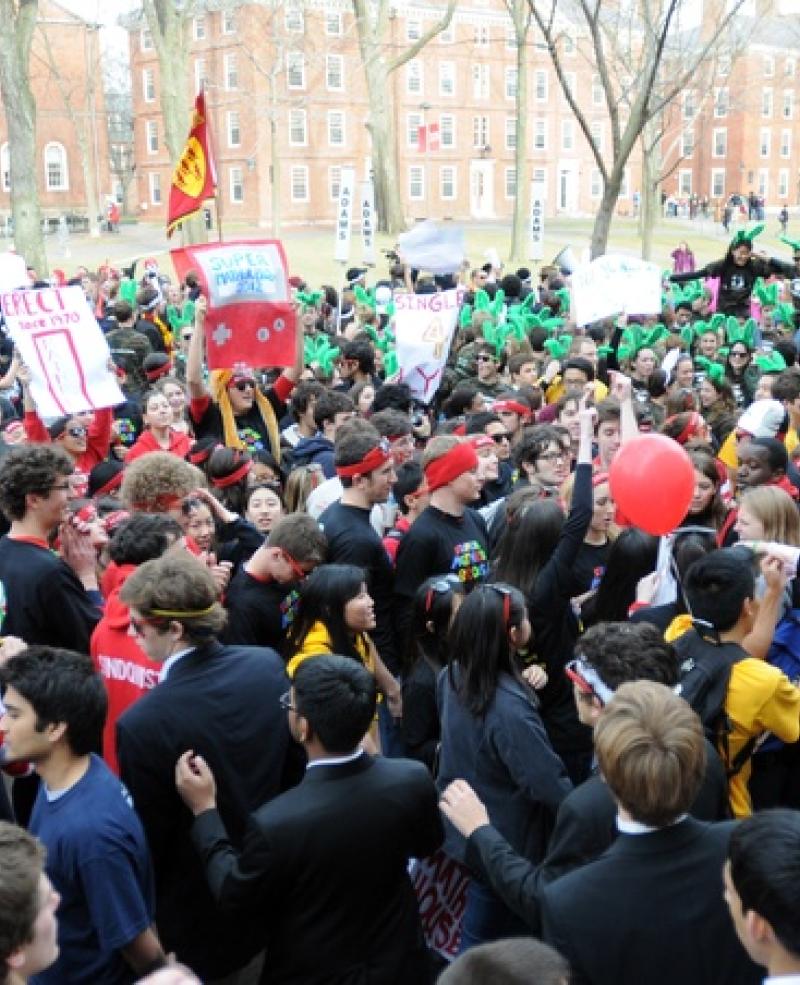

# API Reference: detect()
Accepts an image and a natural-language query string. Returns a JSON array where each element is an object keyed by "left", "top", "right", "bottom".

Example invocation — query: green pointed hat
[{"left": 730, "top": 224, "right": 764, "bottom": 249}]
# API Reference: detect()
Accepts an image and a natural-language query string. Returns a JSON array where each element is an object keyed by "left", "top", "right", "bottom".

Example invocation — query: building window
[
  {"left": 407, "top": 113, "right": 422, "bottom": 149},
  {"left": 285, "top": 7, "right": 304, "bottom": 32},
  {"left": 590, "top": 168, "right": 602, "bottom": 199},
  {"left": 592, "top": 74, "right": 603, "bottom": 106},
  {"left": 148, "top": 171, "right": 161, "bottom": 205},
  {"left": 714, "top": 87, "right": 728, "bottom": 118},
  {"left": 406, "top": 60, "right": 423, "bottom": 95},
  {"left": 146, "top": 120, "right": 158, "bottom": 154},
  {"left": 682, "top": 128, "right": 694, "bottom": 158},
  {"left": 683, "top": 90, "right": 695, "bottom": 120},
  {"left": 781, "top": 129, "right": 791, "bottom": 158},
  {"left": 473, "top": 64, "right": 489, "bottom": 100},
  {"left": 779, "top": 168, "right": 789, "bottom": 197},
  {"left": 287, "top": 52, "right": 305, "bottom": 89},
  {"left": 291, "top": 166, "right": 309, "bottom": 202},
  {"left": 440, "top": 22, "right": 455, "bottom": 44},
  {"left": 718, "top": 55, "right": 730, "bottom": 77},
  {"left": 784, "top": 90, "right": 794, "bottom": 119},
  {"left": 590, "top": 120, "right": 604, "bottom": 152},
  {"left": 406, "top": 19, "right": 421, "bottom": 41},
  {"left": 192, "top": 15, "right": 206, "bottom": 41},
  {"left": 328, "top": 111, "right": 345, "bottom": 146},
  {"left": 505, "top": 117, "right": 516, "bottom": 151},
  {"left": 289, "top": 109, "right": 307, "bottom": 146},
  {"left": 409, "top": 165, "right": 424, "bottom": 200},
  {"left": 561, "top": 119, "right": 574, "bottom": 152},
  {"left": 786, "top": 57, "right": 796, "bottom": 78},
  {"left": 194, "top": 59, "right": 207, "bottom": 93},
  {"left": 678, "top": 169, "right": 692, "bottom": 196},
  {"left": 505, "top": 67, "right": 517, "bottom": 101},
  {"left": 758, "top": 168, "right": 769, "bottom": 197},
  {"left": 562, "top": 72, "right": 576, "bottom": 106},
  {"left": 533, "top": 119, "right": 547, "bottom": 151},
  {"left": 764, "top": 55, "right": 775, "bottom": 78},
  {"left": 326, "top": 54, "right": 344, "bottom": 90},
  {"left": 222, "top": 10, "right": 236, "bottom": 34},
  {"left": 140, "top": 26, "right": 153, "bottom": 51},
  {"left": 562, "top": 34, "right": 576, "bottom": 55},
  {"left": 474, "top": 24, "right": 489, "bottom": 47},
  {"left": 620, "top": 168, "right": 630, "bottom": 198},
  {"left": 440, "top": 114, "right": 455, "bottom": 148},
  {"left": 440, "top": 166, "right": 456, "bottom": 200},
  {"left": 325, "top": 10, "right": 342, "bottom": 35},
  {"left": 762, "top": 88, "right": 773, "bottom": 117},
  {"left": 505, "top": 167, "right": 517, "bottom": 199},
  {"left": 760, "top": 127, "right": 771, "bottom": 157},
  {"left": 329, "top": 165, "right": 341, "bottom": 201},
  {"left": 534, "top": 70, "right": 548, "bottom": 102},
  {"left": 227, "top": 112, "right": 241, "bottom": 148},
  {"left": 142, "top": 68, "right": 155, "bottom": 102},
  {"left": 0, "top": 143, "right": 8, "bottom": 191},
  {"left": 224, "top": 54, "right": 238, "bottom": 90},
  {"left": 472, "top": 115, "right": 489, "bottom": 149},
  {"left": 439, "top": 62, "right": 455, "bottom": 96},
  {"left": 229, "top": 167, "right": 243, "bottom": 204},
  {"left": 712, "top": 127, "right": 727, "bottom": 158},
  {"left": 505, "top": 26, "right": 516, "bottom": 50}
]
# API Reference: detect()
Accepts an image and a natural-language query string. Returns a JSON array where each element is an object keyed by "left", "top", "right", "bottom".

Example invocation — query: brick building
[
  {"left": 0, "top": 0, "right": 113, "bottom": 229},
  {"left": 125, "top": 0, "right": 643, "bottom": 229}
]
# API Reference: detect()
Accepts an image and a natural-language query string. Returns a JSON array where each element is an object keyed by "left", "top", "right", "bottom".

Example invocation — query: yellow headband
[{"left": 147, "top": 605, "right": 215, "bottom": 619}]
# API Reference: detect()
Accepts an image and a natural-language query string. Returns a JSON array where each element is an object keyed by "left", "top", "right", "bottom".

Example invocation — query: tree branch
[{"left": 386, "top": 0, "right": 457, "bottom": 72}]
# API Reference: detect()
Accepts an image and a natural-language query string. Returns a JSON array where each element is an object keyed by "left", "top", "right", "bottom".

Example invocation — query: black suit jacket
[
  {"left": 116, "top": 641, "right": 301, "bottom": 979},
  {"left": 540, "top": 818, "right": 761, "bottom": 985},
  {"left": 191, "top": 753, "right": 444, "bottom": 985}
]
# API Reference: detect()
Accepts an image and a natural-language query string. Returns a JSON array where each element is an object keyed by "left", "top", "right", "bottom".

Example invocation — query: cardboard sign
[
  {"left": 1, "top": 286, "right": 123, "bottom": 417},
  {"left": 393, "top": 288, "right": 463, "bottom": 403},
  {"left": 171, "top": 240, "right": 296, "bottom": 371},
  {"left": 571, "top": 254, "right": 662, "bottom": 326},
  {"left": 398, "top": 221, "right": 465, "bottom": 275},
  {"left": 411, "top": 850, "right": 470, "bottom": 961}
]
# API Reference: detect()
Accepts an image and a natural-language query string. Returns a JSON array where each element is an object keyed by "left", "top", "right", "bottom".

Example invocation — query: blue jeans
[{"left": 457, "top": 878, "right": 529, "bottom": 954}]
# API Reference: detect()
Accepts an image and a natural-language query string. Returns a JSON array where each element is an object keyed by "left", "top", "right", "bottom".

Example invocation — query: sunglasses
[
  {"left": 233, "top": 380, "right": 256, "bottom": 392},
  {"left": 129, "top": 615, "right": 166, "bottom": 636},
  {"left": 66, "top": 426, "right": 88, "bottom": 438}
]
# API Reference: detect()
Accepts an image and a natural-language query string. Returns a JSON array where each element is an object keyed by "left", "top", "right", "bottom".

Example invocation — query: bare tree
[
  {"left": 0, "top": 0, "right": 46, "bottom": 273},
  {"left": 504, "top": 0, "right": 532, "bottom": 263},
  {"left": 528, "top": 0, "right": 746, "bottom": 258},
  {"left": 352, "top": 0, "right": 456, "bottom": 234}
]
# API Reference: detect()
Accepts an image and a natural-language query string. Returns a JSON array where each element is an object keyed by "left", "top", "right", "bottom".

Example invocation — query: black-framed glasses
[
  {"left": 538, "top": 451, "right": 568, "bottom": 464},
  {"left": 490, "top": 432, "right": 510, "bottom": 444},
  {"left": 234, "top": 380, "right": 256, "bottom": 392},
  {"left": 279, "top": 690, "right": 298, "bottom": 712},
  {"left": 66, "top": 426, "right": 88, "bottom": 438}
]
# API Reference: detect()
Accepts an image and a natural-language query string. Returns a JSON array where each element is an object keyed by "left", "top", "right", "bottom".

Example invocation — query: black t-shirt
[
  {"left": 223, "top": 570, "right": 300, "bottom": 649},
  {"left": 191, "top": 389, "right": 287, "bottom": 454}
]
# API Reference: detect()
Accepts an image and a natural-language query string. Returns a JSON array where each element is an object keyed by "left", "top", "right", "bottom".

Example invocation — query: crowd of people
[{"left": 2, "top": 230, "right": 800, "bottom": 983}]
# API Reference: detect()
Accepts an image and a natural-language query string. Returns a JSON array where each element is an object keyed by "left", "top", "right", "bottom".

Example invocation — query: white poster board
[
  {"left": 529, "top": 180, "right": 545, "bottom": 260},
  {"left": 334, "top": 166, "right": 355, "bottom": 263},
  {"left": 398, "top": 220, "right": 465, "bottom": 275},
  {"left": 393, "top": 287, "right": 463, "bottom": 403},
  {"left": 1, "top": 286, "right": 123, "bottom": 417},
  {"left": 571, "top": 254, "right": 662, "bottom": 326},
  {"left": 360, "top": 180, "right": 376, "bottom": 265}
]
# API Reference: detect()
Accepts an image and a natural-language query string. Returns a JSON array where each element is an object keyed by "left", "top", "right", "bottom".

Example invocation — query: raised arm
[{"left": 186, "top": 296, "right": 209, "bottom": 401}]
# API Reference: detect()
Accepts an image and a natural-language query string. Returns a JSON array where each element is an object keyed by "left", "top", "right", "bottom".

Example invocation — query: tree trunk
[
  {"left": 0, "top": 0, "right": 46, "bottom": 275},
  {"left": 590, "top": 174, "right": 624, "bottom": 258},
  {"left": 270, "top": 114, "right": 281, "bottom": 238},
  {"left": 362, "top": 57, "right": 404, "bottom": 234},
  {"left": 508, "top": 3, "right": 529, "bottom": 263}
]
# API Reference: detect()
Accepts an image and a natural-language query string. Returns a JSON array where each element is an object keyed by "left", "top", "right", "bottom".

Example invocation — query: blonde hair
[{"left": 740, "top": 485, "right": 800, "bottom": 546}]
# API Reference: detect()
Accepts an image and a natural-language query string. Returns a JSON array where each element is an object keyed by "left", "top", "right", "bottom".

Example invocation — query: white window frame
[
  {"left": 325, "top": 10, "right": 343, "bottom": 36},
  {"left": 472, "top": 115, "right": 489, "bottom": 150},
  {"left": 289, "top": 109, "right": 307, "bottom": 147},
  {"left": 682, "top": 128, "right": 694, "bottom": 158},
  {"left": 227, "top": 111, "right": 241, "bottom": 148},
  {"left": 712, "top": 127, "right": 727, "bottom": 158},
  {"left": 779, "top": 168, "right": 789, "bottom": 198},
  {"left": 229, "top": 166, "right": 243, "bottom": 204},
  {"left": 439, "top": 62, "right": 455, "bottom": 97},
  {"left": 146, "top": 120, "right": 158, "bottom": 155},
  {"left": 784, "top": 90, "right": 794, "bottom": 120},
  {"left": 440, "top": 165, "right": 456, "bottom": 200},
  {"left": 533, "top": 119, "right": 547, "bottom": 151},
  {"left": 327, "top": 110, "right": 345, "bottom": 147},
  {"left": 591, "top": 74, "right": 603, "bottom": 106},
  {"left": 781, "top": 128, "right": 792, "bottom": 158},
  {"left": 561, "top": 119, "right": 574, "bottom": 152},
  {"left": 0, "top": 143, "right": 9, "bottom": 192},
  {"left": 285, "top": 7, "right": 304, "bottom": 32},
  {"left": 142, "top": 68, "right": 155, "bottom": 102},
  {"left": 291, "top": 166, "right": 309, "bottom": 203},
  {"left": 505, "top": 117, "right": 516, "bottom": 151},
  {"left": 287, "top": 52, "right": 306, "bottom": 90},
  {"left": 683, "top": 90, "right": 695, "bottom": 120},
  {"left": 192, "top": 15, "right": 206, "bottom": 41},
  {"left": 764, "top": 55, "right": 775, "bottom": 78},
  {"left": 328, "top": 165, "right": 342, "bottom": 202},
  {"left": 148, "top": 171, "right": 161, "bottom": 205},
  {"left": 406, "top": 18, "right": 421, "bottom": 41},
  {"left": 440, "top": 114, "right": 455, "bottom": 149},
  {"left": 760, "top": 127, "right": 771, "bottom": 158},
  {"left": 439, "top": 21, "right": 455, "bottom": 44},
  {"left": 505, "top": 66, "right": 517, "bottom": 101},
  {"left": 786, "top": 57, "right": 797, "bottom": 78},
  {"left": 224, "top": 54, "right": 238, "bottom": 91},
  {"left": 534, "top": 70, "right": 548, "bottom": 102},
  {"left": 505, "top": 166, "right": 517, "bottom": 200},
  {"left": 222, "top": 10, "right": 236, "bottom": 34},
  {"left": 140, "top": 26, "right": 153, "bottom": 51},
  {"left": 590, "top": 168, "right": 602, "bottom": 199},
  {"left": 474, "top": 24, "right": 489, "bottom": 47},
  {"left": 409, "top": 165, "right": 425, "bottom": 201},
  {"left": 763, "top": 87, "right": 773, "bottom": 118},
  {"left": 714, "top": 87, "right": 728, "bottom": 118},
  {"left": 758, "top": 168, "right": 769, "bottom": 197},
  {"left": 711, "top": 168, "right": 725, "bottom": 198},
  {"left": 406, "top": 60, "right": 423, "bottom": 96},
  {"left": 678, "top": 169, "right": 692, "bottom": 196},
  {"left": 194, "top": 59, "right": 207, "bottom": 94},
  {"left": 590, "top": 120, "right": 604, "bottom": 152},
  {"left": 472, "top": 64, "right": 489, "bottom": 100},
  {"left": 326, "top": 54, "right": 344, "bottom": 91},
  {"left": 407, "top": 113, "right": 422, "bottom": 149}
]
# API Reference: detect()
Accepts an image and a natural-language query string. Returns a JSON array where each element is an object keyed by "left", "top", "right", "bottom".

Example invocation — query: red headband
[
  {"left": 493, "top": 399, "right": 531, "bottom": 419},
  {"left": 211, "top": 460, "right": 253, "bottom": 488},
  {"left": 145, "top": 360, "right": 173, "bottom": 382},
  {"left": 667, "top": 411, "right": 703, "bottom": 446},
  {"left": 336, "top": 441, "right": 392, "bottom": 478},
  {"left": 424, "top": 442, "right": 479, "bottom": 493},
  {"left": 131, "top": 493, "right": 184, "bottom": 512},
  {"left": 92, "top": 470, "right": 123, "bottom": 499},
  {"left": 189, "top": 443, "right": 220, "bottom": 465},
  {"left": 471, "top": 434, "right": 496, "bottom": 451}
]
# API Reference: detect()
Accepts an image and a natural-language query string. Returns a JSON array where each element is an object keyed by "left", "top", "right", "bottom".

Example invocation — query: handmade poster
[
  {"left": 411, "top": 849, "right": 469, "bottom": 961},
  {"left": 572, "top": 254, "right": 662, "bottom": 326},
  {"left": 393, "top": 287, "right": 463, "bottom": 403},
  {"left": 171, "top": 240, "right": 296, "bottom": 370},
  {"left": 398, "top": 220, "right": 465, "bottom": 275},
  {"left": 1, "top": 285, "right": 123, "bottom": 417}
]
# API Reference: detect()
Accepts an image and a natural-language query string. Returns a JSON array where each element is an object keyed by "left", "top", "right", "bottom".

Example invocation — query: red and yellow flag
[{"left": 166, "top": 90, "right": 218, "bottom": 237}]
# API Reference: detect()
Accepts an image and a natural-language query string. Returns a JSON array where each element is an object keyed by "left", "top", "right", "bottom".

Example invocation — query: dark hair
[
  {"left": 293, "top": 655, "right": 377, "bottom": 754},
  {"left": 581, "top": 529, "right": 659, "bottom": 627},
  {"left": 0, "top": 822, "right": 46, "bottom": 982},
  {"left": 437, "top": 937, "right": 569, "bottom": 985},
  {"left": 0, "top": 646, "right": 106, "bottom": 757},
  {"left": 333, "top": 421, "right": 383, "bottom": 487},
  {"left": 729, "top": 808, "right": 800, "bottom": 958},
  {"left": 109, "top": 513, "right": 183, "bottom": 565},
  {"left": 499, "top": 273, "right": 522, "bottom": 299},
  {"left": 371, "top": 383, "right": 413, "bottom": 414},
  {"left": 290, "top": 380, "right": 325, "bottom": 419},
  {"left": 513, "top": 424, "right": 567, "bottom": 472},
  {"left": 747, "top": 436, "right": 789, "bottom": 475},
  {"left": 207, "top": 446, "right": 252, "bottom": 515},
  {"left": 341, "top": 339, "right": 376, "bottom": 375},
  {"left": 286, "top": 564, "right": 368, "bottom": 662},
  {"left": 579, "top": 622, "right": 679, "bottom": 691},
  {"left": 0, "top": 445, "right": 74, "bottom": 521},
  {"left": 313, "top": 390, "right": 355, "bottom": 430},
  {"left": 494, "top": 496, "right": 565, "bottom": 596},
  {"left": 370, "top": 408, "right": 412, "bottom": 439},
  {"left": 562, "top": 356, "right": 595, "bottom": 382},
  {"left": 393, "top": 461, "right": 424, "bottom": 515},
  {"left": 465, "top": 412, "right": 501, "bottom": 435},
  {"left": 443, "top": 384, "right": 481, "bottom": 419},
  {"left": 684, "top": 548, "right": 755, "bottom": 632},
  {"left": 686, "top": 449, "right": 727, "bottom": 528},
  {"left": 406, "top": 574, "right": 465, "bottom": 674},
  {"left": 448, "top": 583, "right": 527, "bottom": 717},
  {"left": 112, "top": 299, "right": 133, "bottom": 323}
]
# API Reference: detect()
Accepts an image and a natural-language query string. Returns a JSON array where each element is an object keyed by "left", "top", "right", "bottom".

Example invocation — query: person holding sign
[{"left": 186, "top": 296, "right": 303, "bottom": 459}]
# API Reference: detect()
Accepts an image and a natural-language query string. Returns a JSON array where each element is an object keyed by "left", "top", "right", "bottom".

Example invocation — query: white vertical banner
[
  {"left": 529, "top": 180, "right": 545, "bottom": 260},
  {"left": 360, "top": 180, "right": 376, "bottom": 265},
  {"left": 334, "top": 166, "right": 355, "bottom": 263}
]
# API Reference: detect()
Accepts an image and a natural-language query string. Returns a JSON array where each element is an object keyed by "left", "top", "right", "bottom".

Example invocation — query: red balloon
[{"left": 609, "top": 434, "right": 695, "bottom": 535}]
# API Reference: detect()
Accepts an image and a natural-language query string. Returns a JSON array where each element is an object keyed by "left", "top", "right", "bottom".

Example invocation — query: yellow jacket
[{"left": 286, "top": 621, "right": 373, "bottom": 679}]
